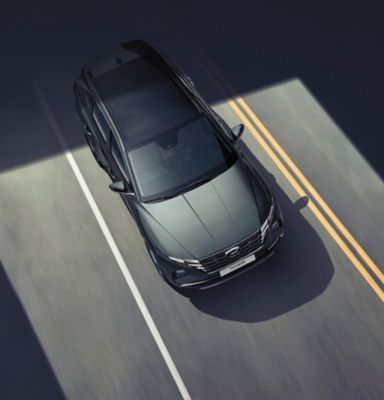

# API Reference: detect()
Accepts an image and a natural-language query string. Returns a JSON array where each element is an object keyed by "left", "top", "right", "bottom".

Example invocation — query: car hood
[{"left": 138, "top": 159, "right": 266, "bottom": 259}]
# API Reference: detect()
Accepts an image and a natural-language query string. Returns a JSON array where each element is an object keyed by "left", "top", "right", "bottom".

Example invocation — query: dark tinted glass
[
  {"left": 92, "top": 106, "right": 109, "bottom": 141},
  {"left": 110, "top": 134, "right": 124, "bottom": 172},
  {"left": 94, "top": 56, "right": 197, "bottom": 148},
  {"left": 127, "top": 116, "right": 236, "bottom": 201}
]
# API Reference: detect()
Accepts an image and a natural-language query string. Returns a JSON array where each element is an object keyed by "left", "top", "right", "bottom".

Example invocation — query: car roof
[{"left": 84, "top": 40, "right": 198, "bottom": 149}]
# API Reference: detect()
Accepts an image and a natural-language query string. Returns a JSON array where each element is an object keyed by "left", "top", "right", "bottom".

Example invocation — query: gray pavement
[
  {"left": 241, "top": 79, "right": 384, "bottom": 271},
  {"left": 1, "top": 3, "right": 384, "bottom": 400}
]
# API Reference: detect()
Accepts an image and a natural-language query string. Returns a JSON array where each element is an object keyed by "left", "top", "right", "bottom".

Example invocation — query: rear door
[{"left": 75, "top": 85, "right": 109, "bottom": 167}]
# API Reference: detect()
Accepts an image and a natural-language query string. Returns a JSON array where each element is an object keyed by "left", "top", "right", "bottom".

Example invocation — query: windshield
[{"left": 127, "top": 115, "right": 236, "bottom": 201}]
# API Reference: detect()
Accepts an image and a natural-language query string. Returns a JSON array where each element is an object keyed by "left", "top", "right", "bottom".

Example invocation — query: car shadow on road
[
  {"left": 0, "top": 261, "right": 66, "bottom": 400},
  {"left": 187, "top": 144, "right": 334, "bottom": 322}
]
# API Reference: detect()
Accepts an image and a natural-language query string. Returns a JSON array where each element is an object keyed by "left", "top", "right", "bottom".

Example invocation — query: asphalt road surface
[{"left": 1, "top": 2, "right": 383, "bottom": 399}]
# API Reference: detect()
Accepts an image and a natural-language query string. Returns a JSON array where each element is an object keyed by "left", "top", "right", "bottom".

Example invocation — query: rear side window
[{"left": 92, "top": 106, "right": 109, "bottom": 142}]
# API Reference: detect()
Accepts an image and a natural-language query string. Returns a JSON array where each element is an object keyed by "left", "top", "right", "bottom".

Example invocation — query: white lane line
[{"left": 33, "top": 82, "right": 192, "bottom": 400}]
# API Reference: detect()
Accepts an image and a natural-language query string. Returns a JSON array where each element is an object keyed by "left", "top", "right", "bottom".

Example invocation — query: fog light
[{"left": 173, "top": 269, "right": 187, "bottom": 279}]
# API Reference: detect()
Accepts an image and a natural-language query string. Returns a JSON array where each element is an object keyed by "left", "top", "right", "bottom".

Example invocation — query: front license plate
[{"left": 219, "top": 254, "right": 256, "bottom": 277}]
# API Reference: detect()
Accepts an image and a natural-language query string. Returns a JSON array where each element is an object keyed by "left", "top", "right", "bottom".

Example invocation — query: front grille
[{"left": 199, "top": 230, "right": 263, "bottom": 273}]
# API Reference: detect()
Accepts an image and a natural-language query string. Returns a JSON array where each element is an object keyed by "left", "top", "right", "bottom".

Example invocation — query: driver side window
[
  {"left": 92, "top": 105, "right": 109, "bottom": 142},
  {"left": 110, "top": 134, "right": 126, "bottom": 176}
]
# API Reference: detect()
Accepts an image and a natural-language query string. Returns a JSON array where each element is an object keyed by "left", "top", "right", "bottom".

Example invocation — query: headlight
[
  {"left": 261, "top": 219, "right": 269, "bottom": 234},
  {"left": 168, "top": 256, "right": 204, "bottom": 270},
  {"left": 168, "top": 256, "right": 185, "bottom": 264},
  {"left": 261, "top": 203, "right": 275, "bottom": 241},
  {"left": 186, "top": 259, "right": 205, "bottom": 270},
  {"left": 268, "top": 202, "right": 275, "bottom": 223}
]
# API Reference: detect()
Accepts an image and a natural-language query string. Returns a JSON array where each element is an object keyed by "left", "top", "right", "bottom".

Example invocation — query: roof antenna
[{"left": 116, "top": 56, "right": 123, "bottom": 65}]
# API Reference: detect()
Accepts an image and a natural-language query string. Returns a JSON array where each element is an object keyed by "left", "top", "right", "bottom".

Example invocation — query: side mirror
[
  {"left": 109, "top": 181, "right": 126, "bottom": 193},
  {"left": 109, "top": 180, "right": 134, "bottom": 196},
  {"left": 231, "top": 123, "right": 244, "bottom": 141}
]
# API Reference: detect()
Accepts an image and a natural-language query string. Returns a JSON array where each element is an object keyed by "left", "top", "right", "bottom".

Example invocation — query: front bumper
[{"left": 153, "top": 205, "right": 284, "bottom": 290}]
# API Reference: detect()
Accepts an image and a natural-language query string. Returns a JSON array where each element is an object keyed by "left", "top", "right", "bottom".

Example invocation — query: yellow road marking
[
  {"left": 186, "top": 39, "right": 383, "bottom": 300},
  {"left": 228, "top": 99, "right": 384, "bottom": 302},
  {"left": 236, "top": 97, "right": 384, "bottom": 287}
]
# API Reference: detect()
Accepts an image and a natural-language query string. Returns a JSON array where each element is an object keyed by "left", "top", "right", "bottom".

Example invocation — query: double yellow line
[
  {"left": 230, "top": 99, "right": 384, "bottom": 302},
  {"left": 189, "top": 42, "right": 384, "bottom": 302}
]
